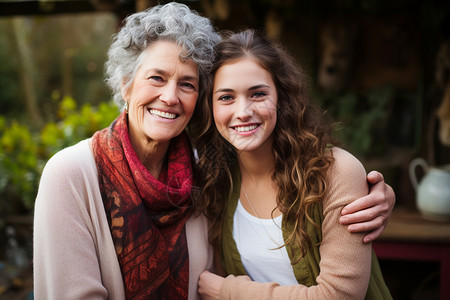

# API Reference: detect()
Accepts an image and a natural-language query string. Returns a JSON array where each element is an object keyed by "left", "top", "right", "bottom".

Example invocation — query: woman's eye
[
  {"left": 181, "top": 82, "right": 196, "bottom": 90},
  {"left": 252, "top": 91, "right": 267, "bottom": 98},
  {"left": 218, "top": 95, "right": 233, "bottom": 101},
  {"left": 148, "top": 76, "right": 163, "bottom": 82}
]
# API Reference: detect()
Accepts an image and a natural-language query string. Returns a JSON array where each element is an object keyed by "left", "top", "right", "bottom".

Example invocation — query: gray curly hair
[{"left": 105, "top": 2, "right": 221, "bottom": 108}]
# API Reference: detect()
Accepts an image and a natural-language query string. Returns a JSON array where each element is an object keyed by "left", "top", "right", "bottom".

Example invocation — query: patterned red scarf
[{"left": 92, "top": 111, "right": 193, "bottom": 299}]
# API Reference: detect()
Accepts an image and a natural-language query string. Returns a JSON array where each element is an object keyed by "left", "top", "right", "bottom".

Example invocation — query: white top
[{"left": 233, "top": 200, "right": 298, "bottom": 285}]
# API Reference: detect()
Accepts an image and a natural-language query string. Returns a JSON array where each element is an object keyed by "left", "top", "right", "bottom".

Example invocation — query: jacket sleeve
[
  {"left": 220, "top": 147, "right": 371, "bottom": 300},
  {"left": 33, "top": 142, "right": 109, "bottom": 300}
]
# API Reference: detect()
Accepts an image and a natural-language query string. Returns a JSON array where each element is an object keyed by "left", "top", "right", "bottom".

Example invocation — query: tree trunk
[{"left": 11, "top": 17, "right": 44, "bottom": 127}]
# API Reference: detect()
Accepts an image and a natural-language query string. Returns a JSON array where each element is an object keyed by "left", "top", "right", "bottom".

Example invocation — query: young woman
[{"left": 196, "top": 29, "right": 392, "bottom": 299}]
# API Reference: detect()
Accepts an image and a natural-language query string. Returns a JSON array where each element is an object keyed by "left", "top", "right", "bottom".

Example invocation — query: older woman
[
  {"left": 34, "top": 3, "right": 220, "bottom": 299},
  {"left": 34, "top": 2, "right": 394, "bottom": 300}
]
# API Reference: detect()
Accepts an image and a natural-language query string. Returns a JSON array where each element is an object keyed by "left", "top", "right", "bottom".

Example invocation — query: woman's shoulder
[
  {"left": 36, "top": 138, "right": 100, "bottom": 214},
  {"left": 40, "top": 139, "right": 96, "bottom": 184},
  {"left": 329, "top": 146, "right": 366, "bottom": 179},
  {"left": 323, "top": 147, "right": 368, "bottom": 209}
]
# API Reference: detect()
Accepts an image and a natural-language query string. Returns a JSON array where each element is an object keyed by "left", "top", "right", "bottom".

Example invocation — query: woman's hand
[
  {"left": 339, "top": 171, "right": 395, "bottom": 243},
  {"left": 198, "top": 270, "right": 252, "bottom": 299},
  {"left": 198, "top": 270, "right": 225, "bottom": 300}
]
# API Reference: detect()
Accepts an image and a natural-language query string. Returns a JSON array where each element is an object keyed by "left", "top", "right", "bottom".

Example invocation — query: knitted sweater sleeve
[
  {"left": 33, "top": 140, "right": 124, "bottom": 300},
  {"left": 220, "top": 147, "right": 371, "bottom": 300}
]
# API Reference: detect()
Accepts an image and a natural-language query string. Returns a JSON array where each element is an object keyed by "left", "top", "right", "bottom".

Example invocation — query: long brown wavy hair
[{"left": 193, "top": 29, "right": 335, "bottom": 260}]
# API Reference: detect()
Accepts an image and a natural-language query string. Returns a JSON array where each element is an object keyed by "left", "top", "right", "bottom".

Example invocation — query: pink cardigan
[{"left": 33, "top": 139, "right": 213, "bottom": 300}]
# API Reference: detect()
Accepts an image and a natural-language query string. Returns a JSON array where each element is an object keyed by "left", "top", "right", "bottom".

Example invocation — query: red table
[{"left": 372, "top": 209, "right": 450, "bottom": 300}]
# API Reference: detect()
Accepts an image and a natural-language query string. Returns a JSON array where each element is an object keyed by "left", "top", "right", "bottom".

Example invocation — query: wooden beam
[{"left": 0, "top": 0, "right": 96, "bottom": 16}]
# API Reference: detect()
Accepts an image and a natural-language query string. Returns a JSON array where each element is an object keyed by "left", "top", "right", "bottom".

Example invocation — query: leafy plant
[
  {"left": 0, "top": 97, "right": 118, "bottom": 216},
  {"left": 0, "top": 118, "right": 39, "bottom": 213},
  {"left": 316, "top": 85, "right": 395, "bottom": 157}
]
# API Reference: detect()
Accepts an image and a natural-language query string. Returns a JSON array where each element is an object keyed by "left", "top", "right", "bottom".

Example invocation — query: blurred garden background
[
  {"left": 0, "top": 0, "right": 449, "bottom": 299},
  {"left": 0, "top": 12, "right": 119, "bottom": 215},
  {"left": 0, "top": 11, "right": 120, "bottom": 298}
]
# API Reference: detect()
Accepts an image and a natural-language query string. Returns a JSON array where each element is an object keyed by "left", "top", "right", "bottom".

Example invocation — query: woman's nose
[
  {"left": 160, "top": 81, "right": 179, "bottom": 105},
  {"left": 236, "top": 98, "right": 253, "bottom": 120}
]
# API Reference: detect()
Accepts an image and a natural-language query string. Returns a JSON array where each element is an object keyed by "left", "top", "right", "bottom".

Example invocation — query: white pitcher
[{"left": 409, "top": 158, "right": 450, "bottom": 221}]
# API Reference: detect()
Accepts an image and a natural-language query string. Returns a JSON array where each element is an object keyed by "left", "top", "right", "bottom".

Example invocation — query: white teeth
[
  {"left": 149, "top": 109, "right": 176, "bottom": 119},
  {"left": 234, "top": 125, "right": 257, "bottom": 132}
]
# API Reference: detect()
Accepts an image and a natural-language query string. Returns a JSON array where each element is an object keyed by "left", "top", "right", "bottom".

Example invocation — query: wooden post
[{"left": 135, "top": 0, "right": 158, "bottom": 12}]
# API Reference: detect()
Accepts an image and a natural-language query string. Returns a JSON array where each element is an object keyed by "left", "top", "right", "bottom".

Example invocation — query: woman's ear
[
  {"left": 121, "top": 78, "right": 132, "bottom": 101},
  {"left": 120, "top": 80, "right": 130, "bottom": 112}
]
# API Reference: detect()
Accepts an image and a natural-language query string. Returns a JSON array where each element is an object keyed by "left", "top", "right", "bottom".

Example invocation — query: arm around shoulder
[{"left": 218, "top": 148, "right": 372, "bottom": 300}]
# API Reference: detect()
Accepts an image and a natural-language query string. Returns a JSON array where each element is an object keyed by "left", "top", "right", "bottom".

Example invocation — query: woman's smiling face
[
  {"left": 212, "top": 57, "right": 277, "bottom": 153},
  {"left": 123, "top": 40, "right": 199, "bottom": 145}
]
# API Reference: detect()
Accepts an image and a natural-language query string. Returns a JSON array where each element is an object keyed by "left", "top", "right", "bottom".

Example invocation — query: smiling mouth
[
  {"left": 233, "top": 125, "right": 258, "bottom": 132},
  {"left": 149, "top": 109, "right": 178, "bottom": 119}
]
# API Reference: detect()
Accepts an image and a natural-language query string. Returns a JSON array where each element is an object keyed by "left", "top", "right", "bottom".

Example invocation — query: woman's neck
[
  {"left": 237, "top": 141, "right": 275, "bottom": 184},
  {"left": 132, "top": 136, "right": 170, "bottom": 179},
  {"left": 237, "top": 140, "right": 280, "bottom": 219}
]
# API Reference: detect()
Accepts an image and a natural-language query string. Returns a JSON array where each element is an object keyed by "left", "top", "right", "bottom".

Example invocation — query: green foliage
[
  {"left": 0, "top": 97, "right": 118, "bottom": 215},
  {"left": 316, "top": 86, "right": 395, "bottom": 157},
  {"left": 0, "top": 118, "right": 39, "bottom": 213}
]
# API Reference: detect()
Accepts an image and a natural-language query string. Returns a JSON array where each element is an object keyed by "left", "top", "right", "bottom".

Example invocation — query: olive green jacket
[{"left": 221, "top": 165, "right": 392, "bottom": 299}]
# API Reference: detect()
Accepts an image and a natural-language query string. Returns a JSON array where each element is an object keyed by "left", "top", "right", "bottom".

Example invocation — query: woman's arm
[
  {"left": 340, "top": 171, "right": 395, "bottom": 243},
  {"left": 199, "top": 148, "right": 373, "bottom": 300},
  {"left": 33, "top": 145, "right": 109, "bottom": 300}
]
